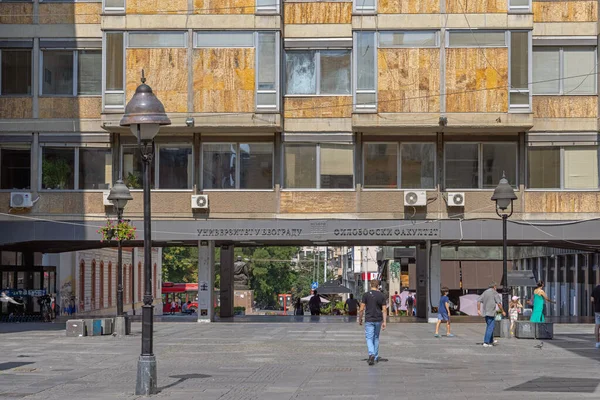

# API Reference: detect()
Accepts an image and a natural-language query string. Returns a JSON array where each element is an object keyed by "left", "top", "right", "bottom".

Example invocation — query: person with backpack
[
  {"left": 309, "top": 290, "right": 322, "bottom": 316},
  {"left": 391, "top": 291, "right": 401, "bottom": 316},
  {"left": 405, "top": 293, "right": 415, "bottom": 317},
  {"left": 359, "top": 280, "right": 388, "bottom": 366}
]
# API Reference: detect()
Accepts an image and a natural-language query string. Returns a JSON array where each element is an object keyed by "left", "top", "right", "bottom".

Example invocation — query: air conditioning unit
[
  {"left": 191, "top": 194, "right": 209, "bottom": 209},
  {"left": 403, "top": 190, "right": 426, "bottom": 207},
  {"left": 447, "top": 192, "right": 466, "bottom": 207},
  {"left": 102, "top": 191, "right": 113, "bottom": 207},
  {"left": 10, "top": 192, "right": 33, "bottom": 208}
]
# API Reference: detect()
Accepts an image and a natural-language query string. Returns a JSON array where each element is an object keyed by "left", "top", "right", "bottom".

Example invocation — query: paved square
[{"left": 0, "top": 322, "right": 598, "bottom": 399}]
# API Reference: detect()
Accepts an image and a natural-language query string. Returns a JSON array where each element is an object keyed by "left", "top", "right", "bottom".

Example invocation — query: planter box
[
  {"left": 84, "top": 319, "right": 102, "bottom": 336},
  {"left": 66, "top": 319, "right": 86, "bottom": 337},
  {"left": 515, "top": 321, "right": 553, "bottom": 339}
]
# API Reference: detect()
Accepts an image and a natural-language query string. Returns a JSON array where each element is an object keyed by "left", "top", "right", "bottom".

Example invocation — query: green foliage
[
  {"left": 162, "top": 247, "right": 199, "bottom": 283},
  {"left": 124, "top": 172, "right": 142, "bottom": 189},
  {"left": 42, "top": 158, "right": 72, "bottom": 189},
  {"left": 249, "top": 246, "right": 300, "bottom": 308},
  {"left": 97, "top": 219, "right": 136, "bottom": 242}
]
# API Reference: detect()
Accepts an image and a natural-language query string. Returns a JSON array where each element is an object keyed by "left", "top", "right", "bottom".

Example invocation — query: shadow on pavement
[
  {"left": 506, "top": 376, "right": 600, "bottom": 393},
  {"left": 547, "top": 333, "right": 600, "bottom": 363},
  {"left": 157, "top": 374, "right": 211, "bottom": 393}
]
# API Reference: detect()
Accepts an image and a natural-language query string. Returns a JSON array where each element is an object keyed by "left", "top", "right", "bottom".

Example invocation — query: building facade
[{"left": 1, "top": 0, "right": 599, "bottom": 319}]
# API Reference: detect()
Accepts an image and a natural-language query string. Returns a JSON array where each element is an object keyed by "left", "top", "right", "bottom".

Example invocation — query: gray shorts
[{"left": 596, "top": 313, "right": 600, "bottom": 325}]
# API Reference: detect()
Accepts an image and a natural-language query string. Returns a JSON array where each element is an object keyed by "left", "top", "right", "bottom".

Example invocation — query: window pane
[
  {"left": 355, "top": 0, "right": 375, "bottom": 9},
  {"left": 42, "top": 51, "right": 73, "bottom": 95},
  {"left": 510, "top": 0, "right": 529, "bottom": 7},
  {"left": 258, "top": 32, "right": 276, "bottom": 91},
  {"left": 159, "top": 147, "right": 192, "bottom": 189},
  {"left": 563, "top": 47, "right": 596, "bottom": 94},
  {"left": 511, "top": 32, "right": 528, "bottom": 89},
  {"left": 1, "top": 148, "right": 30, "bottom": 190},
  {"left": 202, "top": 144, "right": 236, "bottom": 189},
  {"left": 42, "top": 147, "right": 74, "bottom": 190},
  {"left": 482, "top": 143, "right": 517, "bottom": 189},
  {"left": 106, "top": 32, "right": 124, "bottom": 91},
  {"left": 356, "top": 32, "right": 375, "bottom": 91},
  {"left": 1, "top": 50, "right": 31, "bottom": 95},
  {"left": 123, "top": 147, "right": 154, "bottom": 189},
  {"left": 448, "top": 31, "right": 506, "bottom": 47},
  {"left": 401, "top": 143, "right": 435, "bottom": 189},
  {"left": 105, "top": 0, "right": 125, "bottom": 8},
  {"left": 285, "top": 51, "right": 316, "bottom": 95},
  {"left": 379, "top": 31, "right": 437, "bottom": 47},
  {"left": 364, "top": 143, "right": 397, "bottom": 189},
  {"left": 284, "top": 144, "right": 317, "bottom": 188},
  {"left": 564, "top": 146, "right": 598, "bottom": 189},
  {"left": 196, "top": 32, "right": 254, "bottom": 47},
  {"left": 445, "top": 144, "right": 478, "bottom": 189},
  {"left": 78, "top": 50, "right": 101, "bottom": 95},
  {"left": 532, "top": 47, "right": 559, "bottom": 94},
  {"left": 320, "top": 144, "right": 353, "bottom": 189},
  {"left": 128, "top": 32, "right": 186, "bottom": 48},
  {"left": 320, "top": 50, "right": 351, "bottom": 95},
  {"left": 510, "top": 91, "right": 529, "bottom": 105},
  {"left": 79, "top": 148, "right": 111, "bottom": 190},
  {"left": 527, "top": 147, "right": 560, "bottom": 189},
  {"left": 240, "top": 143, "right": 273, "bottom": 189}
]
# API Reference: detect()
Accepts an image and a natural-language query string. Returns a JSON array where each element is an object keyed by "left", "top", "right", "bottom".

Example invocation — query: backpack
[
  {"left": 407, "top": 296, "right": 414, "bottom": 307},
  {"left": 394, "top": 295, "right": 401, "bottom": 304}
]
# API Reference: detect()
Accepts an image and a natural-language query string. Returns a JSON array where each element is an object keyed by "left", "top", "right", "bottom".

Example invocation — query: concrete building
[{"left": 1, "top": 0, "right": 600, "bottom": 320}]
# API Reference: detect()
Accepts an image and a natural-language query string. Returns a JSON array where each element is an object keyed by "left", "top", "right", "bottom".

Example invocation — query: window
[
  {"left": 353, "top": 0, "right": 375, "bottom": 13},
  {"left": 256, "top": 0, "right": 279, "bottom": 13},
  {"left": 527, "top": 146, "right": 599, "bottom": 189},
  {"left": 42, "top": 146, "right": 111, "bottom": 190},
  {"left": 128, "top": 32, "right": 187, "bottom": 48},
  {"left": 379, "top": 31, "right": 438, "bottom": 48},
  {"left": 256, "top": 32, "right": 279, "bottom": 109},
  {"left": 104, "top": 32, "right": 124, "bottom": 109},
  {"left": 1, "top": 50, "right": 32, "bottom": 95},
  {"left": 509, "top": 0, "right": 530, "bottom": 12},
  {"left": 122, "top": 146, "right": 155, "bottom": 189},
  {"left": 203, "top": 143, "right": 273, "bottom": 189},
  {"left": 284, "top": 143, "right": 354, "bottom": 189},
  {"left": 158, "top": 146, "right": 192, "bottom": 189},
  {"left": 0, "top": 146, "right": 30, "bottom": 190},
  {"left": 448, "top": 31, "right": 506, "bottom": 47},
  {"left": 533, "top": 46, "right": 596, "bottom": 95},
  {"left": 41, "top": 50, "right": 101, "bottom": 96},
  {"left": 445, "top": 143, "right": 517, "bottom": 189},
  {"left": 354, "top": 32, "right": 376, "bottom": 110},
  {"left": 103, "top": 0, "right": 125, "bottom": 12},
  {"left": 195, "top": 32, "right": 254, "bottom": 47},
  {"left": 510, "top": 31, "right": 530, "bottom": 110},
  {"left": 285, "top": 50, "right": 351, "bottom": 95},
  {"left": 363, "top": 143, "right": 435, "bottom": 189}
]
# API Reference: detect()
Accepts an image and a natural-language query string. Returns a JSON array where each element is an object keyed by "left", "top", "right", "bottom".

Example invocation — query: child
[
  {"left": 509, "top": 295, "right": 523, "bottom": 336},
  {"left": 435, "top": 287, "right": 454, "bottom": 338}
]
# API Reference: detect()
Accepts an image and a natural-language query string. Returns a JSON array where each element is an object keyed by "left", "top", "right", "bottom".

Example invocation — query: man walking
[
  {"left": 359, "top": 280, "right": 387, "bottom": 365},
  {"left": 309, "top": 290, "right": 322, "bottom": 316},
  {"left": 477, "top": 283, "right": 505, "bottom": 347},
  {"left": 345, "top": 293, "right": 359, "bottom": 316},
  {"left": 591, "top": 283, "right": 600, "bottom": 348},
  {"left": 391, "top": 291, "right": 400, "bottom": 316},
  {"left": 405, "top": 293, "right": 415, "bottom": 317}
]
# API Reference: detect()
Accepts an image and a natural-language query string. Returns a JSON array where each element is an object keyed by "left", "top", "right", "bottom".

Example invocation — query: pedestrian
[
  {"left": 359, "top": 280, "right": 387, "bottom": 366},
  {"left": 405, "top": 293, "right": 415, "bottom": 317},
  {"left": 508, "top": 296, "right": 523, "bottom": 336},
  {"left": 477, "top": 282, "right": 506, "bottom": 347},
  {"left": 344, "top": 293, "right": 359, "bottom": 316},
  {"left": 294, "top": 297, "right": 303, "bottom": 316},
  {"left": 591, "top": 283, "right": 600, "bottom": 348},
  {"left": 309, "top": 290, "right": 322, "bottom": 316},
  {"left": 530, "top": 281, "right": 554, "bottom": 323},
  {"left": 170, "top": 299, "right": 177, "bottom": 315},
  {"left": 435, "top": 287, "right": 454, "bottom": 337},
  {"left": 391, "top": 291, "right": 401, "bottom": 316}
]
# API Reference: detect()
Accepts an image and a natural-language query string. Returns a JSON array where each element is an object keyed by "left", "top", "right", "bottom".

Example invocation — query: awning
[{"left": 316, "top": 281, "right": 353, "bottom": 295}]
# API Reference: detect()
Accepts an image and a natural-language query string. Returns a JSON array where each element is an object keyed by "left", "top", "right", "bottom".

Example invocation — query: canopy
[
  {"left": 316, "top": 281, "right": 353, "bottom": 295},
  {"left": 300, "top": 295, "right": 330, "bottom": 304},
  {"left": 459, "top": 294, "right": 480, "bottom": 316}
]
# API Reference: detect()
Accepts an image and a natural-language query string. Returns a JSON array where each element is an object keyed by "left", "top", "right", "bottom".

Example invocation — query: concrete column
[
  {"left": 561, "top": 256, "right": 568, "bottom": 316},
  {"left": 219, "top": 244, "right": 234, "bottom": 318},
  {"left": 584, "top": 254, "right": 590, "bottom": 316},
  {"left": 574, "top": 255, "right": 580, "bottom": 317},
  {"left": 554, "top": 256, "right": 560, "bottom": 316},
  {"left": 416, "top": 241, "right": 440, "bottom": 322},
  {"left": 197, "top": 240, "right": 215, "bottom": 322},
  {"left": 543, "top": 257, "right": 550, "bottom": 316},
  {"left": 31, "top": 133, "right": 39, "bottom": 194}
]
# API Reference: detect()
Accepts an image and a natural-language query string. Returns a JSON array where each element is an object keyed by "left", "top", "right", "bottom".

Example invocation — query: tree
[
  {"left": 248, "top": 246, "right": 300, "bottom": 307},
  {"left": 162, "top": 247, "right": 198, "bottom": 283}
]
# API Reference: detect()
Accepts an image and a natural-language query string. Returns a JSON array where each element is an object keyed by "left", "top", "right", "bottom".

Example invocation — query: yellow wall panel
[
  {"left": 126, "top": 48, "right": 188, "bottom": 113},
  {"left": 194, "top": 0, "right": 254, "bottom": 14},
  {"left": 533, "top": 96, "right": 597, "bottom": 118},
  {"left": 38, "top": 97, "right": 101, "bottom": 119},
  {"left": 378, "top": 48, "right": 440, "bottom": 113},
  {"left": 193, "top": 48, "right": 255, "bottom": 113},
  {"left": 284, "top": 96, "right": 352, "bottom": 118},
  {"left": 446, "top": 0, "right": 507, "bottom": 13},
  {"left": 280, "top": 192, "right": 356, "bottom": 213},
  {"left": 39, "top": 3, "right": 101, "bottom": 24},
  {"left": 0, "top": 3, "right": 33, "bottom": 24},
  {"left": 533, "top": 1, "right": 597, "bottom": 22},
  {"left": 446, "top": 48, "right": 508, "bottom": 113},
  {"left": 525, "top": 192, "right": 600, "bottom": 213},
  {"left": 127, "top": 0, "right": 188, "bottom": 14},
  {"left": 284, "top": 2, "right": 352, "bottom": 24},
  {"left": 378, "top": 0, "right": 439, "bottom": 14},
  {"left": 0, "top": 98, "right": 33, "bottom": 119}
]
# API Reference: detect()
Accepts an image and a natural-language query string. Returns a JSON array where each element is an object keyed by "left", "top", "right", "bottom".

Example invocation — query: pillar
[
  {"left": 584, "top": 254, "right": 590, "bottom": 317},
  {"left": 219, "top": 244, "right": 234, "bottom": 318},
  {"left": 553, "top": 256, "right": 560, "bottom": 316},
  {"left": 416, "top": 241, "right": 440, "bottom": 322},
  {"left": 574, "top": 255, "right": 579, "bottom": 317},
  {"left": 197, "top": 240, "right": 215, "bottom": 322}
]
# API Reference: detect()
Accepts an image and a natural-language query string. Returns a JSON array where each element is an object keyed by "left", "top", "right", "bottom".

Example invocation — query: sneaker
[
  {"left": 447, "top": 334, "right": 455, "bottom": 337},
  {"left": 595, "top": 342, "right": 600, "bottom": 349},
  {"left": 493, "top": 340, "right": 499, "bottom": 345},
  {"left": 368, "top": 355, "right": 375, "bottom": 366},
  {"left": 483, "top": 343, "right": 492, "bottom": 348},
  {"left": 434, "top": 334, "right": 441, "bottom": 338}
]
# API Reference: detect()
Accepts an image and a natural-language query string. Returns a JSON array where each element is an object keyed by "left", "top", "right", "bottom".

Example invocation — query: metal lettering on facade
[
  {"left": 197, "top": 228, "right": 303, "bottom": 238},
  {"left": 332, "top": 228, "right": 439, "bottom": 237}
]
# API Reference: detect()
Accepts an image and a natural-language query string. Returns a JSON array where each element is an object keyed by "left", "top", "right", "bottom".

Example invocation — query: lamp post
[
  {"left": 491, "top": 173, "right": 518, "bottom": 313},
  {"left": 120, "top": 71, "right": 171, "bottom": 396},
  {"left": 107, "top": 180, "right": 132, "bottom": 324}
]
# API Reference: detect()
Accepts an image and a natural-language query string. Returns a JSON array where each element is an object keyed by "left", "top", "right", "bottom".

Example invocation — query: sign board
[
  {"left": 311, "top": 282, "right": 319, "bottom": 290},
  {"left": 199, "top": 281, "right": 209, "bottom": 292},
  {"left": 3, "top": 289, "right": 46, "bottom": 297}
]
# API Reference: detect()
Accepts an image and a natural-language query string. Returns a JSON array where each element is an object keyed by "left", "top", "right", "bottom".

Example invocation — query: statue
[{"left": 233, "top": 256, "right": 250, "bottom": 290}]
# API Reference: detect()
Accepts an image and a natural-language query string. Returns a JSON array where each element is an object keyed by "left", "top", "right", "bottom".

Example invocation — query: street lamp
[
  {"left": 120, "top": 71, "right": 171, "bottom": 396},
  {"left": 107, "top": 180, "right": 132, "bottom": 325},
  {"left": 491, "top": 173, "right": 518, "bottom": 313}
]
